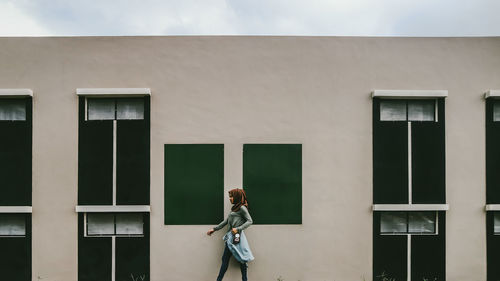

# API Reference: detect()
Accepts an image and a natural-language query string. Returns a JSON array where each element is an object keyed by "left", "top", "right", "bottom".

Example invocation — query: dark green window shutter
[
  {"left": 487, "top": 99, "right": 500, "bottom": 281},
  {"left": 373, "top": 98, "right": 409, "bottom": 204},
  {"left": 0, "top": 97, "right": 32, "bottom": 206},
  {"left": 243, "top": 144, "right": 302, "bottom": 224},
  {"left": 411, "top": 212, "right": 446, "bottom": 281},
  {"left": 164, "top": 144, "right": 224, "bottom": 225},
  {"left": 411, "top": 99, "right": 446, "bottom": 204},
  {"left": 0, "top": 214, "right": 31, "bottom": 281},
  {"left": 78, "top": 214, "right": 112, "bottom": 281},
  {"left": 78, "top": 97, "right": 113, "bottom": 205},
  {"left": 373, "top": 212, "right": 407, "bottom": 281},
  {"left": 115, "top": 213, "right": 150, "bottom": 281},
  {"left": 486, "top": 99, "right": 500, "bottom": 204}
]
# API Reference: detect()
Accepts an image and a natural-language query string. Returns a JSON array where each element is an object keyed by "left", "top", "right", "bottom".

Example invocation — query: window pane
[
  {"left": 494, "top": 213, "right": 500, "bottom": 234},
  {"left": 0, "top": 99, "right": 26, "bottom": 121},
  {"left": 408, "top": 100, "right": 435, "bottom": 121},
  {"left": 116, "top": 213, "right": 143, "bottom": 235},
  {"left": 116, "top": 99, "right": 144, "bottom": 120},
  {"left": 380, "top": 212, "right": 407, "bottom": 233},
  {"left": 0, "top": 214, "right": 26, "bottom": 236},
  {"left": 87, "top": 213, "right": 115, "bottom": 235},
  {"left": 408, "top": 211, "right": 436, "bottom": 234},
  {"left": 88, "top": 99, "right": 115, "bottom": 120},
  {"left": 380, "top": 100, "right": 406, "bottom": 121},
  {"left": 494, "top": 102, "right": 500, "bottom": 122}
]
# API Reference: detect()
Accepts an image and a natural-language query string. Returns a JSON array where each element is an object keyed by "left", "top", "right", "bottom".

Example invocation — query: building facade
[{"left": 0, "top": 36, "right": 499, "bottom": 281}]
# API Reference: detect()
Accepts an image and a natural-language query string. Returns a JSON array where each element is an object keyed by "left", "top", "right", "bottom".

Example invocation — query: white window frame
[
  {"left": 373, "top": 90, "right": 448, "bottom": 204},
  {"left": 485, "top": 90, "right": 500, "bottom": 99},
  {"left": 379, "top": 211, "right": 439, "bottom": 236},
  {"left": 77, "top": 88, "right": 151, "bottom": 205},
  {"left": 490, "top": 211, "right": 500, "bottom": 235},
  {"left": 374, "top": 206, "right": 446, "bottom": 281},
  {"left": 76, "top": 88, "right": 150, "bottom": 121},
  {"left": 0, "top": 212, "right": 30, "bottom": 237},
  {"left": 373, "top": 90, "right": 447, "bottom": 123},
  {"left": 0, "top": 89, "right": 33, "bottom": 96},
  {"left": 77, "top": 205, "right": 150, "bottom": 238},
  {"left": 76, "top": 88, "right": 151, "bottom": 281},
  {"left": 372, "top": 90, "right": 448, "bottom": 98},
  {"left": 0, "top": 89, "right": 33, "bottom": 237},
  {"left": 0, "top": 207, "right": 32, "bottom": 238},
  {"left": 373, "top": 90, "right": 448, "bottom": 281},
  {"left": 0, "top": 89, "right": 32, "bottom": 122},
  {"left": 485, "top": 90, "right": 500, "bottom": 122},
  {"left": 379, "top": 99, "right": 438, "bottom": 122},
  {"left": 84, "top": 212, "right": 145, "bottom": 238},
  {"left": 85, "top": 97, "right": 146, "bottom": 121}
]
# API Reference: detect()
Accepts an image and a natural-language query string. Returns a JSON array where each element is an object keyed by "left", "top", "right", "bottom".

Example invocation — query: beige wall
[{"left": 0, "top": 36, "right": 499, "bottom": 281}]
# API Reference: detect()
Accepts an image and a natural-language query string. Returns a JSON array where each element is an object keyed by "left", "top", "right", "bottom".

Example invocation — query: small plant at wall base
[
  {"left": 376, "top": 271, "right": 396, "bottom": 281},
  {"left": 130, "top": 273, "right": 146, "bottom": 281}
]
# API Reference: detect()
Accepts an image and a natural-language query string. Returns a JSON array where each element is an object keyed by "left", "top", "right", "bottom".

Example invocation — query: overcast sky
[{"left": 0, "top": 0, "right": 499, "bottom": 36}]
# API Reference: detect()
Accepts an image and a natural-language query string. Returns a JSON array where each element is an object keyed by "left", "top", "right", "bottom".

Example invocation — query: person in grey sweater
[{"left": 207, "top": 188, "right": 253, "bottom": 281}]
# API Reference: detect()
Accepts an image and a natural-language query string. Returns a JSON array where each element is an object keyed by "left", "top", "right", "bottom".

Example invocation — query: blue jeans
[{"left": 216, "top": 244, "right": 248, "bottom": 281}]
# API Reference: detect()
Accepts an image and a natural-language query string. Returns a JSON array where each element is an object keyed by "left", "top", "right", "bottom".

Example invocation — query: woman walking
[{"left": 207, "top": 188, "right": 254, "bottom": 281}]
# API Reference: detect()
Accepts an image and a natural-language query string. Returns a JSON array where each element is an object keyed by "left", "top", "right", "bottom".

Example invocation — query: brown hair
[{"left": 229, "top": 188, "right": 248, "bottom": 212}]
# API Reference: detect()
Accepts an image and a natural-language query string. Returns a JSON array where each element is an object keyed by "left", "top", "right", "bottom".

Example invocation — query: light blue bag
[{"left": 223, "top": 231, "right": 255, "bottom": 263}]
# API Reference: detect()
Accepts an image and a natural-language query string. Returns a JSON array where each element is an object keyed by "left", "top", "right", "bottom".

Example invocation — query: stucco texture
[{"left": 0, "top": 36, "right": 499, "bottom": 280}]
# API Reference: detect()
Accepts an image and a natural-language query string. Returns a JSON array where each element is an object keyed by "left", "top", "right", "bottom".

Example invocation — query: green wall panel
[
  {"left": 243, "top": 144, "right": 302, "bottom": 224},
  {"left": 164, "top": 144, "right": 224, "bottom": 225}
]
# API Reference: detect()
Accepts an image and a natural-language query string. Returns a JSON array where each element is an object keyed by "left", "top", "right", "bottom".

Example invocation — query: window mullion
[
  {"left": 406, "top": 212, "right": 410, "bottom": 234},
  {"left": 114, "top": 99, "right": 117, "bottom": 120},
  {"left": 406, "top": 101, "right": 409, "bottom": 121}
]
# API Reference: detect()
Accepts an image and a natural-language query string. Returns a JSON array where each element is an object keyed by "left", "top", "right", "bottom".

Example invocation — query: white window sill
[
  {"left": 76, "top": 88, "right": 150, "bottom": 96},
  {"left": 485, "top": 90, "right": 500, "bottom": 99},
  {"left": 75, "top": 205, "right": 150, "bottom": 213},
  {"left": 373, "top": 204, "right": 449, "bottom": 211},
  {"left": 485, "top": 204, "right": 500, "bottom": 211},
  {"left": 372, "top": 90, "right": 448, "bottom": 99},
  {"left": 0, "top": 206, "right": 32, "bottom": 213},
  {"left": 0, "top": 89, "right": 33, "bottom": 97}
]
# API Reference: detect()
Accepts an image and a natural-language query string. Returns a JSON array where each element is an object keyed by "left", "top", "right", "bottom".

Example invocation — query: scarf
[{"left": 229, "top": 188, "right": 249, "bottom": 212}]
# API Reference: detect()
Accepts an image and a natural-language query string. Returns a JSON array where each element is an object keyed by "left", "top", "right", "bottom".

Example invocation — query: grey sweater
[{"left": 213, "top": 205, "right": 253, "bottom": 232}]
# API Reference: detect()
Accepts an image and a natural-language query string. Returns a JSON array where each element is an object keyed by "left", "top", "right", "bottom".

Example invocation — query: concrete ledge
[
  {"left": 76, "top": 88, "right": 151, "bottom": 96},
  {"left": 0, "top": 89, "right": 33, "bottom": 96},
  {"left": 0, "top": 206, "right": 32, "bottom": 213},
  {"left": 485, "top": 90, "right": 500, "bottom": 99},
  {"left": 75, "top": 205, "right": 151, "bottom": 213},
  {"left": 373, "top": 204, "right": 449, "bottom": 211},
  {"left": 372, "top": 90, "right": 448, "bottom": 99}
]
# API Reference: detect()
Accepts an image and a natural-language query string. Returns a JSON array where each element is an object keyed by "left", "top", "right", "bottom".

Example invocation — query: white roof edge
[
  {"left": 372, "top": 90, "right": 448, "bottom": 98},
  {"left": 485, "top": 90, "right": 500, "bottom": 99},
  {"left": 485, "top": 204, "right": 500, "bottom": 211},
  {"left": 0, "top": 206, "right": 32, "bottom": 213},
  {"left": 75, "top": 205, "right": 151, "bottom": 212},
  {"left": 373, "top": 204, "right": 449, "bottom": 211},
  {"left": 76, "top": 88, "right": 151, "bottom": 96},
  {"left": 0, "top": 89, "right": 33, "bottom": 96}
]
